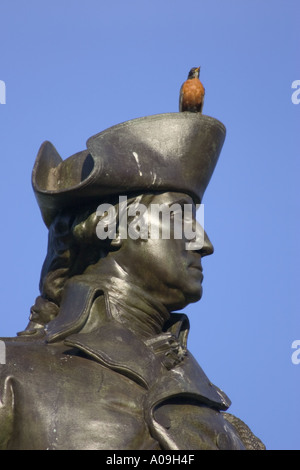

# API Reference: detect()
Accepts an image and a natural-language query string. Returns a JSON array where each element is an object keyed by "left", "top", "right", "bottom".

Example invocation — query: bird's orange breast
[{"left": 181, "top": 78, "right": 205, "bottom": 106}]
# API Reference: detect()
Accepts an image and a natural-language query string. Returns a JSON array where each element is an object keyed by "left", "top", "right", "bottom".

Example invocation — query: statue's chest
[{"left": 11, "top": 351, "right": 159, "bottom": 450}]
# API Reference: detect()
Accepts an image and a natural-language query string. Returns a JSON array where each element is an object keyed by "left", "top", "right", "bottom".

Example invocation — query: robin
[{"left": 179, "top": 67, "right": 205, "bottom": 113}]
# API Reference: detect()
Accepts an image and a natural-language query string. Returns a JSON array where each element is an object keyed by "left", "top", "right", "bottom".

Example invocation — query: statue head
[{"left": 21, "top": 113, "right": 225, "bottom": 337}]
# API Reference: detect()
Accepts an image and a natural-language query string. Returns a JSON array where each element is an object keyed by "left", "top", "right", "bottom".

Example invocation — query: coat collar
[
  {"left": 65, "top": 310, "right": 230, "bottom": 411},
  {"left": 46, "top": 276, "right": 231, "bottom": 410}
]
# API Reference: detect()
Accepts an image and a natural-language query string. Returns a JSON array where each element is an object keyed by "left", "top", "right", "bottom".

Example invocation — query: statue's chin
[{"left": 166, "top": 287, "right": 203, "bottom": 312}]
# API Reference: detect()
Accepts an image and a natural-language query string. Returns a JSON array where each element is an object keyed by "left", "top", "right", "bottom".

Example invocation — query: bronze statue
[{"left": 0, "top": 113, "right": 265, "bottom": 450}]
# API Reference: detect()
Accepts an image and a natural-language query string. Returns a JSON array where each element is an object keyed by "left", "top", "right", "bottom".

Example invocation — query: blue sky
[{"left": 0, "top": 0, "right": 299, "bottom": 450}]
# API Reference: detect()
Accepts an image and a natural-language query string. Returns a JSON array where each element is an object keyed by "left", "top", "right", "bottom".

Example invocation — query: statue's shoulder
[
  {"left": 0, "top": 334, "right": 69, "bottom": 376},
  {"left": 0, "top": 336, "right": 64, "bottom": 450},
  {"left": 0, "top": 334, "right": 44, "bottom": 344},
  {"left": 0, "top": 336, "right": 23, "bottom": 450},
  {"left": 0, "top": 334, "right": 47, "bottom": 356},
  {"left": 0, "top": 335, "right": 30, "bottom": 365}
]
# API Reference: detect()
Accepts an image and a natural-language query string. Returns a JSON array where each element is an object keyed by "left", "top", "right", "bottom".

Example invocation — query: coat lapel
[{"left": 64, "top": 314, "right": 230, "bottom": 410}]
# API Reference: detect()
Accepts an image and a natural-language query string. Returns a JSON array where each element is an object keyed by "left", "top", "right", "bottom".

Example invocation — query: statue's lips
[
  {"left": 189, "top": 264, "right": 204, "bottom": 280},
  {"left": 189, "top": 261, "right": 203, "bottom": 271}
]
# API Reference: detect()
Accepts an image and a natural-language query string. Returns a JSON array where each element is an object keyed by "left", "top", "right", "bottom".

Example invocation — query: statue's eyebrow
[
  {"left": 167, "top": 200, "right": 196, "bottom": 216},
  {"left": 166, "top": 196, "right": 194, "bottom": 207}
]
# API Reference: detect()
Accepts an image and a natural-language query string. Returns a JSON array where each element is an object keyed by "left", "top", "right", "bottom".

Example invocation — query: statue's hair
[{"left": 20, "top": 193, "right": 156, "bottom": 335}]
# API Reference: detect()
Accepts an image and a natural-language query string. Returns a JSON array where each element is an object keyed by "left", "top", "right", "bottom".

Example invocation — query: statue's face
[{"left": 114, "top": 192, "right": 214, "bottom": 310}]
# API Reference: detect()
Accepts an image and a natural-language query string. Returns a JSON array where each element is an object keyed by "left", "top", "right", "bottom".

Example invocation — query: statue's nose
[{"left": 199, "top": 231, "right": 214, "bottom": 257}]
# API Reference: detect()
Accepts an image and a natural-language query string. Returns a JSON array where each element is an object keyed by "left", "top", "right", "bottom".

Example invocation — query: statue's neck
[
  {"left": 82, "top": 258, "right": 170, "bottom": 338},
  {"left": 106, "top": 277, "right": 170, "bottom": 338}
]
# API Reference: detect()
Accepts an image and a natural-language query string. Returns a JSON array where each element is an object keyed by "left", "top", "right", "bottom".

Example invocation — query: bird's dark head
[{"left": 188, "top": 67, "right": 200, "bottom": 79}]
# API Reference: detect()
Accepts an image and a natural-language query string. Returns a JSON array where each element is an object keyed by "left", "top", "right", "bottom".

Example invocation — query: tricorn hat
[{"left": 32, "top": 113, "right": 226, "bottom": 227}]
